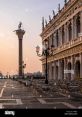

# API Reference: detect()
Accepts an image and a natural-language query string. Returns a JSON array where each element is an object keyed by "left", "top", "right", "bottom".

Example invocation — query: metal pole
[{"left": 45, "top": 49, "right": 48, "bottom": 84}]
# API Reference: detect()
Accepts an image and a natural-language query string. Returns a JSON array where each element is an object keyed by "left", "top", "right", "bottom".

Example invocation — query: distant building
[
  {"left": 0, "top": 72, "right": 3, "bottom": 78},
  {"left": 40, "top": 0, "right": 82, "bottom": 80}
]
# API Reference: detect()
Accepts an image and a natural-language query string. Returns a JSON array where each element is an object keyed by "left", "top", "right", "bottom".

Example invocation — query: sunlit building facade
[{"left": 40, "top": 0, "right": 82, "bottom": 81}]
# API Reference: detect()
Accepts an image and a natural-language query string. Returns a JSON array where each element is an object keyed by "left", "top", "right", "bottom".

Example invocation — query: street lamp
[{"left": 36, "top": 40, "right": 54, "bottom": 84}]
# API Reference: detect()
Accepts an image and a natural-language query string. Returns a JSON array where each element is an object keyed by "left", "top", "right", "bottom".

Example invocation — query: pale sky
[{"left": 0, "top": 0, "right": 64, "bottom": 75}]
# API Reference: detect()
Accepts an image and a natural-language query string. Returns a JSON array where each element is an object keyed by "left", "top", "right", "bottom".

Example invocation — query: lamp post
[{"left": 36, "top": 40, "right": 54, "bottom": 84}]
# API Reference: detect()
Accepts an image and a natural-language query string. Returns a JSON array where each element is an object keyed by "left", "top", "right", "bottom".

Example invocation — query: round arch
[
  {"left": 75, "top": 61, "right": 80, "bottom": 78},
  {"left": 56, "top": 65, "right": 58, "bottom": 80},
  {"left": 76, "top": 15, "right": 80, "bottom": 36}
]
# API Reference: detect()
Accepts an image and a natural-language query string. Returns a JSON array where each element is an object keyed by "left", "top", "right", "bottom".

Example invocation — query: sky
[{"left": 0, "top": 0, "right": 64, "bottom": 75}]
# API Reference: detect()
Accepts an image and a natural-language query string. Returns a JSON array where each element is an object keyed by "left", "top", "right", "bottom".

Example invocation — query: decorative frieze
[{"left": 42, "top": 43, "right": 82, "bottom": 64}]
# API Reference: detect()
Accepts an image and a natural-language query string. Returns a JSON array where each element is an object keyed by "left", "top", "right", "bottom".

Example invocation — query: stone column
[
  {"left": 58, "top": 59, "right": 64, "bottom": 80},
  {"left": 55, "top": 61, "right": 58, "bottom": 80},
  {"left": 63, "top": 25, "right": 65, "bottom": 44},
  {"left": 59, "top": 28, "right": 62, "bottom": 46},
  {"left": 53, "top": 32, "right": 55, "bottom": 47},
  {"left": 64, "top": 58, "right": 67, "bottom": 80},
  {"left": 50, "top": 35, "right": 52, "bottom": 48},
  {"left": 51, "top": 62, "right": 55, "bottom": 80},
  {"left": 58, "top": 60, "right": 62, "bottom": 80},
  {"left": 47, "top": 63, "right": 50, "bottom": 80},
  {"left": 48, "top": 62, "right": 52, "bottom": 80},
  {"left": 73, "top": 16, "right": 77, "bottom": 39},
  {"left": 47, "top": 63, "right": 49, "bottom": 80},
  {"left": 80, "top": 53, "right": 82, "bottom": 78},
  {"left": 54, "top": 32, "right": 57, "bottom": 48},
  {"left": 54, "top": 61, "right": 56, "bottom": 80},
  {"left": 71, "top": 18, "right": 74, "bottom": 40},
  {"left": 19, "top": 39, "right": 23, "bottom": 76},
  {"left": 48, "top": 36, "right": 50, "bottom": 49},
  {"left": 57, "top": 30, "right": 60, "bottom": 46},
  {"left": 61, "top": 59, "right": 64, "bottom": 80},
  {"left": 66, "top": 23, "right": 69, "bottom": 43},
  {"left": 80, "top": 11, "right": 82, "bottom": 33},
  {"left": 64, "top": 24, "right": 67, "bottom": 43},
  {"left": 15, "top": 23, "right": 25, "bottom": 77},
  {"left": 71, "top": 55, "right": 75, "bottom": 80}
]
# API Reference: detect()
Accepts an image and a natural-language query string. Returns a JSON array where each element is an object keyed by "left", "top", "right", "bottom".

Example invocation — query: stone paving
[
  {"left": 0, "top": 78, "right": 82, "bottom": 109},
  {"left": 15, "top": 78, "right": 82, "bottom": 99}
]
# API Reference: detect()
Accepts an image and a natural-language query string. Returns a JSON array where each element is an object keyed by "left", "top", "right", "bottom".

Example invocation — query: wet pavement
[{"left": 0, "top": 79, "right": 82, "bottom": 109}]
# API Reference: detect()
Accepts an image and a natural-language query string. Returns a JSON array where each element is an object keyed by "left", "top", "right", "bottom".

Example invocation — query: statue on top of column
[{"left": 18, "top": 22, "right": 22, "bottom": 29}]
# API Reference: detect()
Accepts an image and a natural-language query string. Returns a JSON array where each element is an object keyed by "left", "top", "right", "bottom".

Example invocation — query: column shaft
[
  {"left": 48, "top": 63, "right": 52, "bottom": 80},
  {"left": 80, "top": 53, "right": 82, "bottom": 78},
  {"left": 54, "top": 61, "right": 56, "bottom": 80},
  {"left": 71, "top": 56, "right": 74, "bottom": 80},
  {"left": 71, "top": 18, "right": 74, "bottom": 40},
  {"left": 64, "top": 58, "right": 67, "bottom": 80},
  {"left": 73, "top": 16, "right": 77, "bottom": 39},
  {"left": 80, "top": 11, "right": 82, "bottom": 33},
  {"left": 58, "top": 60, "right": 62, "bottom": 80},
  {"left": 19, "top": 39, "right": 23, "bottom": 77},
  {"left": 66, "top": 24, "right": 69, "bottom": 43}
]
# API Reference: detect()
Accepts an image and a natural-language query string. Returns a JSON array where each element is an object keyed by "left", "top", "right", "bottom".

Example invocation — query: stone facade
[{"left": 40, "top": 0, "right": 82, "bottom": 81}]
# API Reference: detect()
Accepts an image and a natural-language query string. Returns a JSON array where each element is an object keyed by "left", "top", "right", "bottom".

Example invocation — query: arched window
[
  {"left": 68, "top": 22, "right": 72, "bottom": 41},
  {"left": 76, "top": 15, "right": 80, "bottom": 37},
  {"left": 75, "top": 61, "right": 80, "bottom": 78},
  {"left": 56, "top": 65, "right": 58, "bottom": 80}
]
